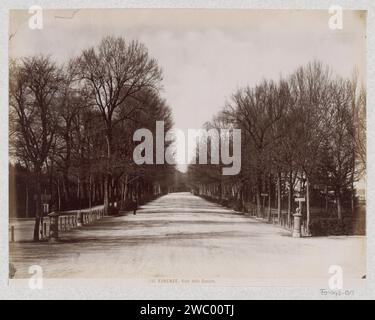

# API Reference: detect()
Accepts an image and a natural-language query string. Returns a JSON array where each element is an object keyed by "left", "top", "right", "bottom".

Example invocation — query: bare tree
[
  {"left": 10, "top": 56, "right": 62, "bottom": 240},
  {"left": 188, "top": 60, "right": 365, "bottom": 235},
  {"left": 77, "top": 36, "right": 162, "bottom": 214},
  {"left": 225, "top": 80, "right": 285, "bottom": 217}
]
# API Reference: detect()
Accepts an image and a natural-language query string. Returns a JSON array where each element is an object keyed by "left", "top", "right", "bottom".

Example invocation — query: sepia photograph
[{"left": 7, "top": 7, "right": 367, "bottom": 292}]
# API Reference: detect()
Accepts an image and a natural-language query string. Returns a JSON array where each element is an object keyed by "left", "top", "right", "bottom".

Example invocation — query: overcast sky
[{"left": 9, "top": 9, "right": 366, "bottom": 170}]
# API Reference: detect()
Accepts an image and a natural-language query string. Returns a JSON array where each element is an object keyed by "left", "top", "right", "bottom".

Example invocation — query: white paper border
[{"left": 0, "top": 0, "right": 373, "bottom": 300}]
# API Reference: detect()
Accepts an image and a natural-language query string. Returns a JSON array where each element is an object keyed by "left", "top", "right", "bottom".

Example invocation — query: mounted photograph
[{"left": 8, "top": 8, "right": 366, "bottom": 288}]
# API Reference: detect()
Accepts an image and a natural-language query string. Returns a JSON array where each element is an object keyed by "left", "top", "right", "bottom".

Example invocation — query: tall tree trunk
[
  {"left": 123, "top": 175, "right": 128, "bottom": 209},
  {"left": 240, "top": 183, "right": 244, "bottom": 212},
  {"left": 287, "top": 171, "right": 293, "bottom": 227},
  {"left": 351, "top": 172, "right": 355, "bottom": 216},
  {"left": 57, "top": 178, "right": 61, "bottom": 211},
  {"left": 219, "top": 180, "right": 222, "bottom": 202},
  {"left": 306, "top": 175, "right": 311, "bottom": 235},
  {"left": 63, "top": 172, "right": 70, "bottom": 203},
  {"left": 256, "top": 172, "right": 262, "bottom": 217},
  {"left": 77, "top": 175, "right": 83, "bottom": 224},
  {"left": 77, "top": 176, "right": 80, "bottom": 203},
  {"left": 89, "top": 175, "right": 92, "bottom": 209},
  {"left": 268, "top": 174, "right": 272, "bottom": 222},
  {"left": 104, "top": 132, "right": 112, "bottom": 215},
  {"left": 25, "top": 181, "right": 29, "bottom": 218},
  {"left": 277, "top": 171, "right": 281, "bottom": 224},
  {"left": 337, "top": 187, "right": 342, "bottom": 220},
  {"left": 100, "top": 178, "right": 104, "bottom": 202},
  {"left": 325, "top": 185, "right": 329, "bottom": 213},
  {"left": 351, "top": 153, "right": 355, "bottom": 215},
  {"left": 104, "top": 174, "right": 109, "bottom": 215},
  {"left": 114, "top": 177, "right": 119, "bottom": 209},
  {"left": 33, "top": 167, "right": 42, "bottom": 241}
]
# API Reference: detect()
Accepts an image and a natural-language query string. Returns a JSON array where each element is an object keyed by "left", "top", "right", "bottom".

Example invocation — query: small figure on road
[{"left": 132, "top": 193, "right": 138, "bottom": 215}]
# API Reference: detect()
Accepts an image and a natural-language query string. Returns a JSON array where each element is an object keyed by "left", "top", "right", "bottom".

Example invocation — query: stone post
[{"left": 292, "top": 208, "right": 302, "bottom": 238}]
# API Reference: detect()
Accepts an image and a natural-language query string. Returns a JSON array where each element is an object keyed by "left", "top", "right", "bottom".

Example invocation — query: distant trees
[
  {"left": 9, "top": 36, "right": 175, "bottom": 240},
  {"left": 188, "top": 61, "right": 366, "bottom": 234}
]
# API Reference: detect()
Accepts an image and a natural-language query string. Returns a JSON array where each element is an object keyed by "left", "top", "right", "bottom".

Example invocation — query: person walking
[{"left": 132, "top": 193, "right": 138, "bottom": 215}]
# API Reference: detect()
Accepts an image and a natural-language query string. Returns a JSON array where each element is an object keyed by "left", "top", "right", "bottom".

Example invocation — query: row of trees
[
  {"left": 188, "top": 61, "right": 366, "bottom": 234},
  {"left": 10, "top": 36, "right": 176, "bottom": 240}
]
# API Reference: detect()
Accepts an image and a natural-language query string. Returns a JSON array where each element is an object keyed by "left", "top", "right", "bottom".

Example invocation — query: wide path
[{"left": 9, "top": 192, "right": 366, "bottom": 287}]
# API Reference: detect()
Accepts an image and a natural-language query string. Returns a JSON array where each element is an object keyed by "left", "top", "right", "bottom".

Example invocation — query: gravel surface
[{"left": 9, "top": 192, "right": 366, "bottom": 287}]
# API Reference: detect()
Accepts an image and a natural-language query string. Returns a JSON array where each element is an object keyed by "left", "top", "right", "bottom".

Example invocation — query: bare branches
[
  {"left": 188, "top": 60, "right": 366, "bottom": 221},
  {"left": 10, "top": 56, "right": 62, "bottom": 170},
  {"left": 78, "top": 37, "right": 162, "bottom": 132},
  {"left": 9, "top": 36, "right": 174, "bottom": 227}
]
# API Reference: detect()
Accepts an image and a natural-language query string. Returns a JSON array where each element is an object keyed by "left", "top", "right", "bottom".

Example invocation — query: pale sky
[{"left": 9, "top": 9, "right": 366, "bottom": 170}]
